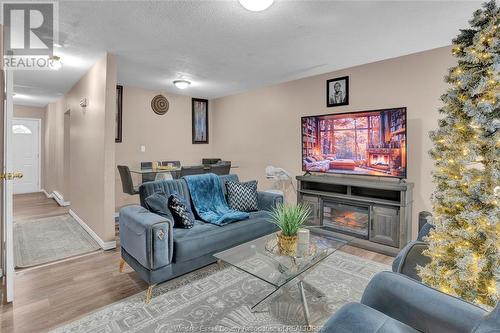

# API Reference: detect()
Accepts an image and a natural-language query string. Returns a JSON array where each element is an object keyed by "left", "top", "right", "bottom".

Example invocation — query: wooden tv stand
[{"left": 296, "top": 174, "right": 414, "bottom": 256}]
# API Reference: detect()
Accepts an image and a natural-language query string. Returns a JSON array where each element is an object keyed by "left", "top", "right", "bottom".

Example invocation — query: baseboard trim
[
  {"left": 53, "top": 191, "right": 70, "bottom": 207},
  {"left": 41, "top": 189, "right": 53, "bottom": 198},
  {"left": 69, "top": 209, "right": 116, "bottom": 250}
]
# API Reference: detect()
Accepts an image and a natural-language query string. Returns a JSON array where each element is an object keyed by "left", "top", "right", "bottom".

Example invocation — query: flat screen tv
[{"left": 302, "top": 107, "right": 407, "bottom": 178}]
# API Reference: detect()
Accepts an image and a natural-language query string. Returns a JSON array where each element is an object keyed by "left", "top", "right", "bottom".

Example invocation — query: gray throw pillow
[
  {"left": 225, "top": 180, "right": 258, "bottom": 212},
  {"left": 144, "top": 192, "right": 171, "bottom": 218}
]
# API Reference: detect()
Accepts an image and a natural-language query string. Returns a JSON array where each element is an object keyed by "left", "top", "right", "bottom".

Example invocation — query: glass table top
[
  {"left": 129, "top": 166, "right": 239, "bottom": 174},
  {"left": 129, "top": 168, "right": 180, "bottom": 174},
  {"left": 214, "top": 231, "right": 351, "bottom": 288}
]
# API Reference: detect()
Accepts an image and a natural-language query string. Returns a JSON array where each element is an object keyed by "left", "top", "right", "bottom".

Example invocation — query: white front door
[{"left": 12, "top": 118, "right": 40, "bottom": 194}]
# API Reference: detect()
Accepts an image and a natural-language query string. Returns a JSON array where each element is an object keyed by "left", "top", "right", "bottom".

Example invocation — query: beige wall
[
  {"left": 212, "top": 46, "right": 456, "bottom": 238},
  {"left": 13, "top": 105, "right": 46, "bottom": 189},
  {"left": 115, "top": 85, "right": 213, "bottom": 210},
  {"left": 45, "top": 53, "right": 117, "bottom": 244},
  {"left": 44, "top": 98, "right": 68, "bottom": 199}
]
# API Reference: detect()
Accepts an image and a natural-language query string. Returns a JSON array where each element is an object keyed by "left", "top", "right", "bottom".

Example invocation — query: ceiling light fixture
[
  {"left": 239, "top": 0, "right": 274, "bottom": 12},
  {"left": 173, "top": 80, "right": 191, "bottom": 89},
  {"left": 49, "top": 55, "right": 62, "bottom": 70}
]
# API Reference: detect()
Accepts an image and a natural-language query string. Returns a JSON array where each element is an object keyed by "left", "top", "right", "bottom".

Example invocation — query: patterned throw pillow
[
  {"left": 168, "top": 193, "right": 195, "bottom": 229},
  {"left": 225, "top": 180, "right": 258, "bottom": 212}
]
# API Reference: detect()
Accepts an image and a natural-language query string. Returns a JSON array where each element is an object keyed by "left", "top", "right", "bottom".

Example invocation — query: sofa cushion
[
  {"left": 168, "top": 193, "right": 195, "bottom": 229},
  {"left": 172, "top": 210, "right": 276, "bottom": 263},
  {"left": 219, "top": 174, "right": 239, "bottom": 196},
  {"left": 472, "top": 303, "right": 500, "bottom": 333},
  {"left": 144, "top": 192, "right": 171, "bottom": 219},
  {"left": 320, "top": 302, "right": 420, "bottom": 333},
  {"left": 226, "top": 180, "right": 258, "bottom": 212},
  {"left": 140, "top": 179, "right": 192, "bottom": 210}
]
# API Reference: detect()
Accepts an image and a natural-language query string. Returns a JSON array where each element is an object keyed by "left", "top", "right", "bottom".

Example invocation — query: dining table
[{"left": 129, "top": 165, "right": 239, "bottom": 175}]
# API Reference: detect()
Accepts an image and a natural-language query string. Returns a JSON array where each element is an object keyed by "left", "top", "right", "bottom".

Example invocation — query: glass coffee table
[{"left": 214, "top": 231, "right": 351, "bottom": 326}]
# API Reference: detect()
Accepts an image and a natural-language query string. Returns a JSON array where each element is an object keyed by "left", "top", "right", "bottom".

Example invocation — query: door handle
[{"left": 0, "top": 172, "right": 23, "bottom": 180}]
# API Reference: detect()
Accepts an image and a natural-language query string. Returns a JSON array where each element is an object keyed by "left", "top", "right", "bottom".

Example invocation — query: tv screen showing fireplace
[{"left": 302, "top": 107, "right": 407, "bottom": 178}]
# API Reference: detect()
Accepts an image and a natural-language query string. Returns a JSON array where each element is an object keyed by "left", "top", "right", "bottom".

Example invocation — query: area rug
[
  {"left": 14, "top": 214, "right": 100, "bottom": 268},
  {"left": 50, "top": 251, "right": 390, "bottom": 332}
]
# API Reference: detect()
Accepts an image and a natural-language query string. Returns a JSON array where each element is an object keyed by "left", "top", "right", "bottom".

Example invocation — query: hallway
[{"left": 14, "top": 192, "right": 68, "bottom": 222}]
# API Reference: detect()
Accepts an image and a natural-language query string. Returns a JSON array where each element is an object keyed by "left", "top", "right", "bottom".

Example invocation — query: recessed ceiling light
[
  {"left": 239, "top": 0, "right": 274, "bottom": 12},
  {"left": 173, "top": 80, "right": 191, "bottom": 89},
  {"left": 49, "top": 55, "right": 62, "bottom": 70},
  {"left": 54, "top": 43, "right": 62, "bottom": 48}
]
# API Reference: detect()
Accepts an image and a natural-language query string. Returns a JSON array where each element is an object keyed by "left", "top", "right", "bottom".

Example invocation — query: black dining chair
[
  {"left": 209, "top": 161, "right": 231, "bottom": 175},
  {"left": 160, "top": 160, "right": 181, "bottom": 179},
  {"left": 180, "top": 165, "right": 206, "bottom": 177},
  {"left": 202, "top": 158, "right": 221, "bottom": 166},
  {"left": 140, "top": 162, "right": 156, "bottom": 183},
  {"left": 161, "top": 160, "right": 181, "bottom": 167},
  {"left": 117, "top": 165, "right": 139, "bottom": 195}
]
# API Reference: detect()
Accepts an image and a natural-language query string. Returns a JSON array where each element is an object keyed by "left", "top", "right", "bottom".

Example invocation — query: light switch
[{"left": 140, "top": 145, "right": 146, "bottom": 153}]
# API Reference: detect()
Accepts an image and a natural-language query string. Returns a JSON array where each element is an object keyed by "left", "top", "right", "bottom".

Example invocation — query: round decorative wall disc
[{"left": 151, "top": 94, "right": 169, "bottom": 115}]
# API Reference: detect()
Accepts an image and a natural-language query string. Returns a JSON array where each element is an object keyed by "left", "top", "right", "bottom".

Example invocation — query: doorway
[{"left": 12, "top": 118, "right": 40, "bottom": 194}]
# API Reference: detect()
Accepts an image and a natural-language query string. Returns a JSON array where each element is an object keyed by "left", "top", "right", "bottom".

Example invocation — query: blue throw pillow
[
  {"left": 168, "top": 193, "right": 195, "bottom": 229},
  {"left": 144, "top": 192, "right": 171, "bottom": 218}
]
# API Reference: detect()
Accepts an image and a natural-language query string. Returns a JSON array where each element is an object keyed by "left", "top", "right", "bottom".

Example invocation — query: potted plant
[{"left": 269, "top": 203, "right": 311, "bottom": 255}]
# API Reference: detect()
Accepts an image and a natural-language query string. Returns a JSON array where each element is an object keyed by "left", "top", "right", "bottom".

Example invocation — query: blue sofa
[
  {"left": 322, "top": 217, "right": 499, "bottom": 332},
  {"left": 320, "top": 271, "right": 498, "bottom": 333},
  {"left": 118, "top": 174, "right": 283, "bottom": 302}
]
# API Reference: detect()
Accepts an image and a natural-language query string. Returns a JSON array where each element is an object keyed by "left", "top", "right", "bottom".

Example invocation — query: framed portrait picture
[
  {"left": 115, "top": 85, "right": 123, "bottom": 142},
  {"left": 192, "top": 98, "right": 209, "bottom": 144},
  {"left": 326, "top": 76, "right": 349, "bottom": 107}
]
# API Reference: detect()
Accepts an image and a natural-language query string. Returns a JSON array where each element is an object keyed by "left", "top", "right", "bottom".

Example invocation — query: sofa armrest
[
  {"left": 320, "top": 303, "right": 419, "bottom": 333},
  {"left": 392, "top": 240, "right": 430, "bottom": 281},
  {"left": 361, "top": 272, "right": 486, "bottom": 333},
  {"left": 257, "top": 191, "right": 283, "bottom": 211},
  {"left": 119, "top": 205, "right": 174, "bottom": 270}
]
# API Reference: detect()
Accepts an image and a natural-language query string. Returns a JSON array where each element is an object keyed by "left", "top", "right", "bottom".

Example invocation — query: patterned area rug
[
  {"left": 51, "top": 251, "right": 389, "bottom": 332},
  {"left": 14, "top": 214, "right": 100, "bottom": 268}
]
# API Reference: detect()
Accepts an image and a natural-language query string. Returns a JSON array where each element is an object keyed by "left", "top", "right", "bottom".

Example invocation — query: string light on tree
[{"left": 418, "top": 1, "right": 499, "bottom": 308}]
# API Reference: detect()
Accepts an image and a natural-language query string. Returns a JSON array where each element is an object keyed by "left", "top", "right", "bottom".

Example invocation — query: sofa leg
[
  {"left": 145, "top": 284, "right": 156, "bottom": 304},
  {"left": 119, "top": 258, "right": 125, "bottom": 273}
]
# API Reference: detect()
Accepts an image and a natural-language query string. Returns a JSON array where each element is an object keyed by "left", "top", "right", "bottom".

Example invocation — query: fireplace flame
[{"left": 370, "top": 154, "right": 389, "bottom": 165}]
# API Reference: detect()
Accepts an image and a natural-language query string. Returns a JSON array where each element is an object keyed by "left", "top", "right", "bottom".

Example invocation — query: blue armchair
[
  {"left": 320, "top": 271, "right": 497, "bottom": 333},
  {"left": 391, "top": 218, "right": 433, "bottom": 281}
]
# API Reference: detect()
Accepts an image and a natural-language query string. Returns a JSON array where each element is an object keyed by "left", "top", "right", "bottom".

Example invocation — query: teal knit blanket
[{"left": 183, "top": 173, "right": 249, "bottom": 226}]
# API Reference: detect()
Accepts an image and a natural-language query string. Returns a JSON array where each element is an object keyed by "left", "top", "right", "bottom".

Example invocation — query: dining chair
[
  {"left": 202, "top": 158, "right": 221, "bottom": 166},
  {"left": 140, "top": 161, "right": 156, "bottom": 183},
  {"left": 161, "top": 160, "right": 181, "bottom": 167},
  {"left": 180, "top": 165, "right": 206, "bottom": 177},
  {"left": 209, "top": 161, "right": 231, "bottom": 175},
  {"left": 117, "top": 165, "right": 139, "bottom": 195}
]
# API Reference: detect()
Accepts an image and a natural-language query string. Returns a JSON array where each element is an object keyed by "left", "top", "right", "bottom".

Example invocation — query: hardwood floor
[
  {"left": 13, "top": 192, "right": 69, "bottom": 221},
  {"left": 1, "top": 193, "right": 394, "bottom": 333}
]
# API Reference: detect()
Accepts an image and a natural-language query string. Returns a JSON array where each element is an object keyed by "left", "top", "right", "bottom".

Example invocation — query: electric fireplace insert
[{"left": 322, "top": 200, "right": 370, "bottom": 238}]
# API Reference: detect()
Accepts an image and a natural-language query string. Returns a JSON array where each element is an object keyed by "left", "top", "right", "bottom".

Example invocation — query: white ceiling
[{"left": 13, "top": 0, "right": 482, "bottom": 107}]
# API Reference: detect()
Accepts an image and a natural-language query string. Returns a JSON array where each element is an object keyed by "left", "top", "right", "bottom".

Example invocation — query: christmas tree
[{"left": 418, "top": 1, "right": 499, "bottom": 308}]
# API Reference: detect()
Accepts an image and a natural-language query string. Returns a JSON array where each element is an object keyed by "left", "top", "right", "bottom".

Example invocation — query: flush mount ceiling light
[
  {"left": 173, "top": 80, "right": 191, "bottom": 89},
  {"left": 239, "top": 0, "right": 274, "bottom": 12},
  {"left": 49, "top": 55, "right": 62, "bottom": 70}
]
